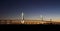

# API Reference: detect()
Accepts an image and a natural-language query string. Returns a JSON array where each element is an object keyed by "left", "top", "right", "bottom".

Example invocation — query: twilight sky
[{"left": 0, "top": 0, "right": 60, "bottom": 21}]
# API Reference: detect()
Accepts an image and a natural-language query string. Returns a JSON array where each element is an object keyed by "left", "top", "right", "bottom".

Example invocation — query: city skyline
[{"left": 0, "top": 0, "right": 60, "bottom": 22}]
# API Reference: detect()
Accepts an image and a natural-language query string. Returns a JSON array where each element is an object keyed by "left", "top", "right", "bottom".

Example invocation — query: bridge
[
  {"left": 0, "top": 12, "right": 60, "bottom": 25},
  {"left": 0, "top": 19, "right": 60, "bottom": 25}
]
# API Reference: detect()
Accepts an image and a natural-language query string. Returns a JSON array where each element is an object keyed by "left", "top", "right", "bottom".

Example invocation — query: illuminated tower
[
  {"left": 22, "top": 12, "right": 24, "bottom": 20},
  {"left": 40, "top": 15, "right": 43, "bottom": 21},
  {"left": 21, "top": 12, "right": 24, "bottom": 24}
]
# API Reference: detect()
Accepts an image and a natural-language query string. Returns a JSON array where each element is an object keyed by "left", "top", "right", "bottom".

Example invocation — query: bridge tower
[{"left": 21, "top": 12, "right": 24, "bottom": 24}]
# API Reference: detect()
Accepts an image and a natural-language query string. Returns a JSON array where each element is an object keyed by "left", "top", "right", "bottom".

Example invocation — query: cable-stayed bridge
[{"left": 0, "top": 12, "right": 60, "bottom": 25}]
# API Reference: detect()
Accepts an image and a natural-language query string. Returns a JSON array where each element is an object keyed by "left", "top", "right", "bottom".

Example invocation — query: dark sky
[{"left": 0, "top": 0, "right": 60, "bottom": 21}]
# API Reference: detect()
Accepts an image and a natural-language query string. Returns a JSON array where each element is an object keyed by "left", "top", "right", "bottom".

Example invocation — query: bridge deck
[{"left": 0, "top": 20, "right": 60, "bottom": 24}]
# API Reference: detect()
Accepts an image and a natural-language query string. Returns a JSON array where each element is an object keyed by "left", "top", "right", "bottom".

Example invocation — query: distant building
[{"left": 50, "top": 19, "right": 52, "bottom": 21}]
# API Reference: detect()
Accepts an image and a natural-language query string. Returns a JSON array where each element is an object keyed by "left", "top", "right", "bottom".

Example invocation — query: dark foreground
[
  {"left": 0, "top": 24, "right": 60, "bottom": 31},
  {"left": 0, "top": 19, "right": 60, "bottom": 30}
]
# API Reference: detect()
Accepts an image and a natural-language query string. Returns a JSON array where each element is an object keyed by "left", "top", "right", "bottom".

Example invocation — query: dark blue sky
[{"left": 0, "top": 0, "right": 60, "bottom": 21}]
